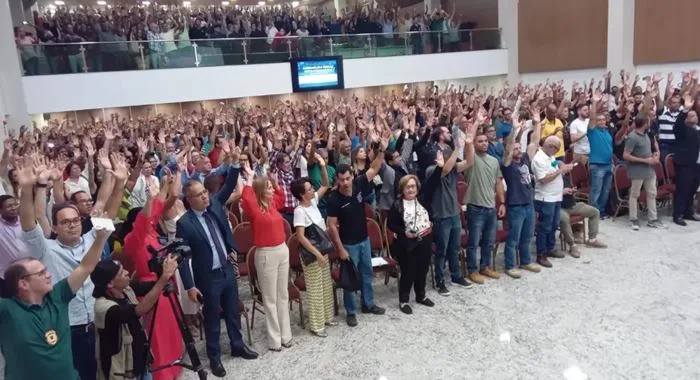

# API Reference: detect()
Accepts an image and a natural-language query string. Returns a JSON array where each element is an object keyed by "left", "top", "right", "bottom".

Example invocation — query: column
[
  {"left": 607, "top": 0, "right": 635, "bottom": 75},
  {"left": 0, "top": 0, "right": 31, "bottom": 138},
  {"left": 498, "top": 0, "right": 518, "bottom": 83}
]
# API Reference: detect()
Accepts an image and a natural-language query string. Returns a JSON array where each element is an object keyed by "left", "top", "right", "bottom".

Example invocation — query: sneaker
[
  {"left": 569, "top": 245, "right": 580, "bottom": 258},
  {"left": 416, "top": 297, "right": 435, "bottom": 307},
  {"left": 586, "top": 239, "right": 607, "bottom": 249},
  {"left": 536, "top": 256, "right": 552, "bottom": 268},
  {"left": 520, "top": 263, "right": 541, "bottom": 273},
  {"left": 311, "top": 330, "right": 328, "bottom": 338},
  {"left": 468, "top": 272, "right": 486, "bottom": 285},
  {"left": 631, "top": 219, "right": 640, "bottom": 231},
  {"left": 452, "top": 277, "right": 475, "bottom": 288},
  {"left": 399, "top": 303, "right": 413, "bottom": 315},
  {"left": 546, "top": 250, "right": 565, "bottom": 259},
  {"left": 325, "top": 320, "right": 339, "bottom": 327},
  {"left": 479, "top": 267, "right": 501, "bottom": 279},
  {"left": 437, "top": 283, "right": 451, "bottom": 296},
  {"left": 361, "top": 305, "right": 386, "bottom": 315},
  {"left": 505, "top": 268, "right": 521, "bottom": 279},
  {"left": 346, "top": 314, "right": 358, "bottom": 327},
  {"left": 647, "top": 219, "right": 664, "bottom": 228}
]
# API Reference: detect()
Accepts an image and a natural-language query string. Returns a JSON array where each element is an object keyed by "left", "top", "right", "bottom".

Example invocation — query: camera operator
[{"left": 91, "top": 255, "right": 179, "bottom": 380}]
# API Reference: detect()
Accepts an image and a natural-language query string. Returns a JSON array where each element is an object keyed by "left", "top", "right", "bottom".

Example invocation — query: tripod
[{"left": 145, "top": 282, "right": 208, "bottom": 380}]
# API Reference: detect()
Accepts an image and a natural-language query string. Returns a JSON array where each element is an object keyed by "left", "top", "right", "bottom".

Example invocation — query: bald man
[{"left": 530, "top": 135, "right": 573, "bottom": 268}]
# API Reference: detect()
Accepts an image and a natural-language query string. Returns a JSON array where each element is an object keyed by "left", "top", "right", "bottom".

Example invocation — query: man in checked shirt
[{"left": 274, "top": 153, "right": 301, "bottom": 227}]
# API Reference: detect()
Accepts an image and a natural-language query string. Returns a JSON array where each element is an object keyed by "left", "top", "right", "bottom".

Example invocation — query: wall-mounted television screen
[{"left": 290, "top": 56, "right": 345, "bottom": 93}]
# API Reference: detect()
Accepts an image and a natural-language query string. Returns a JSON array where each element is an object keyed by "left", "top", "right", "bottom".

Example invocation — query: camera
[{"left": 147, "top": 239, "right": 192, "bottom": 277}]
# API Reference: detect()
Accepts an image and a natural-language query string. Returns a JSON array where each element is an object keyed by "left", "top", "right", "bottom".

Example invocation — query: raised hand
[
  {"left": 16, "top": 157, "right": 38, "bottom": 188},
  {"left": 32, "top": 155, "right": 49, "bottom": 181},
  {"left": 98, "top": 148, "right": 112, "bottom": 170},
  {"left": 83, "top": 138, "right": 95, "bottom": 157},
  {"left": 591, "top": 88, "right": 603, "bottom": 103},
  {"left": 314, "top": 152, "right": 326, "bottom": 167},
  {"left": 435, "top": 150, "right": 445, "bottom": 167},
  {"left": 108, "top": 153, "right": 128, "bottom": 181},
  {"left": 136, "top": 138, "right": 148, "bottom": 155}
]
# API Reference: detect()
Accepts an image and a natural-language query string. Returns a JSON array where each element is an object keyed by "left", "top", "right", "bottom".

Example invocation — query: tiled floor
[{"left": 180, "top": 217, "right": 700, "bottom": 380}]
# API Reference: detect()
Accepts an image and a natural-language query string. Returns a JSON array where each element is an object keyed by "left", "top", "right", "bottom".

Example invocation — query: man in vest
[{"left": 91, "top": 255, "right": 178, "bottom": 380}]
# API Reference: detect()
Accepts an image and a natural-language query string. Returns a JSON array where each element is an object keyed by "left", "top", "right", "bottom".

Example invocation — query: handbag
[
  {"left": 298, "top": 208, "right": 335, "bottom": 266},
  {"left": 339, "top": 258, "right": 361, "bottom": 292}
]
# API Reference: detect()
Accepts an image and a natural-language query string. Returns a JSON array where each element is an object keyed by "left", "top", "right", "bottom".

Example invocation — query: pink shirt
[{"left": 0, "top": 217, "right": 30, "bottom": 278}]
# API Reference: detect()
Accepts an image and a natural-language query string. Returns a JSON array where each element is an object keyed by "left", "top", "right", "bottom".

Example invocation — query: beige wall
[{"left": 634, "top": 0, "right": 700, "bottom": 65}]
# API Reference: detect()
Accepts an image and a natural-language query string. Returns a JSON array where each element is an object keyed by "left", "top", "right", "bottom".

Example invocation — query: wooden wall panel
[
  {"left": 518, "top": 0, "right": 608, "bottom": 73},
  {"left": 634, "top": 0, "right": 700, "bottom": 64}
]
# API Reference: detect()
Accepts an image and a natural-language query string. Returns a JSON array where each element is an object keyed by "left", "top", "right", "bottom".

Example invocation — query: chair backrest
[
  {"left": 613, "top": 164, "right": 631, "bottom": 200},
  {"left": 245, "top": 246, "right": 258, "bottom": 283},
  {"left": 382, "top": 218, "right": 395, "bottom": 248},
  {"left": 232, "top": 222, "right": 254, "bottom": 255},
  {"left": 652, "top": 161, "right": 666, "bottom": 185},
  {"left": 282, "top": 218, "right": 293, "bottom": 240},
  {"left": 286, "top": 233, "right": 304, "bottom": 271},
  {"left": 571, "top": 162, "right": 589, "bottom": 188},
  {"left": 366, "top": 217, "right": 385, "bottom": 252},
  {"left": 228, "top": 211, "right": 239, "bottom": 230},
  {"left": 364, "top": 203, "right": 376, "bottom": 220},
  {"left": 564, "top": 149, "right": 574, "bottom": 164},
  {"left": 665, "top": 154, "right": 676, "bottom": 183},
  {"left": 229, "top": 200, "right": 242, "bottom": 222},
  {"left": 456, "top": 181, "right": 468, "bottom": 205}
]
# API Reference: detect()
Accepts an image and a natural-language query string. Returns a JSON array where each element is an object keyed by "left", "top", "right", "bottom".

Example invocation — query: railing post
[
  {"left": 287, "top": 39, "right": 293, "bottom": 59},
  {"left": 242, "top": 40, "right": 248, "bottom": 64},
  {"left": 138, "top": 43, "right": 146, "bottom": 69},
  {"left": 329, "top": 37, "right": 334, "bottom": 55},
  {"left": 79, "top": 43, "right": 88, "bottom": 72},
  {"left": 367, "top": 35, "right": 373, "bottom": 56},
  {"left": 16, "top": 46, "right": 24, "bottom": 74},
  {"left": 192, "top": 42, "right": 200, "bottom": 67},
  {"left": 404, "top": 35, "right": 409, "bottom": 55},
  {"left": 437, "top": 33, "right": 442, "bottom": 53},
  {"left": 469, "top": 31, "right": 474, "bottom": 51}
]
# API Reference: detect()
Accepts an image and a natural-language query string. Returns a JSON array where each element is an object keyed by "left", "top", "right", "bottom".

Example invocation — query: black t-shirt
[
  {"left": 501, "top": 155, "right": 533, "bottom": 206},
  {"left": 98, "top": 282, "right": 153, "bottom": 378},
  {"left": 326, "top": 174, "right": 373, "bottom": 245}
]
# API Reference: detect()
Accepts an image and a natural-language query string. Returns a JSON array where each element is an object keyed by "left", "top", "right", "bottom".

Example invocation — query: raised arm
[
  {"left": 67, "top": 228, "right": 111, "bottom": 293},
  {"left": 364, "top": 139, "right": 387, "bottom": 182},
  {"left": 214, "top": 148, "right": 241, "bottom": 205},
  {"left": 315, "top": 153, "right": 330, "bottom": 198},
  {"left": 527, "top": 108, "right": 543, "bottom": 160}
]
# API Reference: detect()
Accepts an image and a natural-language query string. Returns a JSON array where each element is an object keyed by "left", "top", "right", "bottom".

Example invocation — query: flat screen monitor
[{"left": 290, "top": 56, "right": 345, "bottom": 93}]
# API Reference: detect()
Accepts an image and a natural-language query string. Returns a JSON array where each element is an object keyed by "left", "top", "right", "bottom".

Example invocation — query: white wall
[
  {"left": 22, "top": 49, "right": 509, "bottom": 114},
  {"left": 0, "top": 0, "right": 31, "bottom": 136}
]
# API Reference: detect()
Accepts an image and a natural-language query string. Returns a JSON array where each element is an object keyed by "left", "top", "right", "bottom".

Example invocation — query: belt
[{"left": 71, "top": 322, "right": 94, "bottom": 333}]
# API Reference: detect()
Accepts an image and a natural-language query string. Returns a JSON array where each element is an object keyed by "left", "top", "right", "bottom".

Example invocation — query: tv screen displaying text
[{"left": 296, "top": 60, "right": 340, "bottom": 89}]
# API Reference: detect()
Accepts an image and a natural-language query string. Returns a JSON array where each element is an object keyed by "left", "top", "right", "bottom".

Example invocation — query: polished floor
[{"left": 181, "top": 217, "right": 700, "bottom": 380}]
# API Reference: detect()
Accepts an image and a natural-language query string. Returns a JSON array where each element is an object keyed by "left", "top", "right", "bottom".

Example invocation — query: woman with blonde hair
[
  {"left": 290, "top": 153, "right": 337, "bottom": 337},
  {"left": 386, "top": 174, "right": 436, "bottom": 315},
  {"left": 240, "top": 162, "right": 293, "bottom": 351}
]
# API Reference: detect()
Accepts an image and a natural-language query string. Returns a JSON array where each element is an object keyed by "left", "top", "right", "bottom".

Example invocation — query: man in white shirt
[
  {"left": 531, "top": 136, "right": 573, "bottom": 268},
  {"left": 569, "top": 104, "right": 591, "bottom": 164},
  {"left": 266, "top": 21, "right": 279, "bottom": 46}
]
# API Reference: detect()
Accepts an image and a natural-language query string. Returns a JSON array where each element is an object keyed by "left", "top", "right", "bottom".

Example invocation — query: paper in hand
[{"left": 91, "top": 217, "right": 116, "bottom": 232}]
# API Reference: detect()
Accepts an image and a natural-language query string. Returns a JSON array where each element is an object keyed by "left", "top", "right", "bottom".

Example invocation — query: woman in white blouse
[
  {"left": 63, "top": 160, "right": 91, "bottom": 198},
  {"left": 386, "top": 175, "right": 435, "bottom": 314},
  {"left": 290, "top": 153, "right": 337, "bottom": 337}
]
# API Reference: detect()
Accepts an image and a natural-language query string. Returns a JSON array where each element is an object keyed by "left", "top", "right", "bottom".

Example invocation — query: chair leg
[
  {"left": 251, "top": 301, "right": 256, "bottom": 327},
  {"left": 333, "top": 286, "right": 339, "bottom": 316},
  {"left": 299, "top": 300, "right": 305, "bottom": 329},
  {"left": 490, "top": 244, "right": 499, "bottom": 271}
]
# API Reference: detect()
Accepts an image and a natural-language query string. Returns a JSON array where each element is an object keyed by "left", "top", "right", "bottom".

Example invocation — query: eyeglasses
[
  {"left": 75, "top": 199, "right": 93, "bottom": 204},
  {"left": 58, "top": 217, "right": 82, "bottom": 227},
  {"left": 22, "top": 267, "right": 49, "bottom": 279}
]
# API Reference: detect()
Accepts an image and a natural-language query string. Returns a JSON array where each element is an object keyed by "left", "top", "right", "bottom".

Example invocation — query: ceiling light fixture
[
  {"left": 96, "top": 0, "right": 106, "bottom": 5},
  {"left": 221, "top": 1, "right": 229, "bottom": 5},
  {"left": 182, "top": 1, "right": 191, "bottom": 6},
  {"left": 142, "top": 0, "right": 150, "bottom": 5},
  {"left": 291, "top": 1, "right": 299, "bottom": 7},
  {"left": 257, "top": 1, "right": 265, "bottom": 5},
  {"left": 54, "top": 0, "right": 65, "bottom": 5}
]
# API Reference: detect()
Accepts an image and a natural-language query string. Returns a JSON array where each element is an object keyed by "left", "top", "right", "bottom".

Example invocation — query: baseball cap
[{"left": 91, "top": 260, "right": 121, "bottom": 298}]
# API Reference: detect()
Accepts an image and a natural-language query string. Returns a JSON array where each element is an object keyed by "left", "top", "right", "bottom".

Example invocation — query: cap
[{"left": 91, "top": 260, "right": 121, "bottom": 298}]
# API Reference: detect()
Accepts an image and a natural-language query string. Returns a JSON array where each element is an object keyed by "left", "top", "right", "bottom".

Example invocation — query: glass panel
[{"left": 17, "top": 29, "right": 501, "bottom": 76}]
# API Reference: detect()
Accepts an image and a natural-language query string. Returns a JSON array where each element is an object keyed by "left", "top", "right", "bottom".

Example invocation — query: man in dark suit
[
  {"left": 671, "top": 102, "right": 700, "bottom": 226},
  {"left": 176, "top": 151, "right": 258, "bottom": 378}
]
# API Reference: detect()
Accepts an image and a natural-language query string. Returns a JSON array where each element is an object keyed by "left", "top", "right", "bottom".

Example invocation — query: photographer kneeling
[{"left": 91, "top": 254, "right": 179, "bottom": 380}]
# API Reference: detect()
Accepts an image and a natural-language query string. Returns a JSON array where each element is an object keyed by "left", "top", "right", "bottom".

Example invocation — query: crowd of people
[
  {"left": 1, "top": 69, "right": 700, "bottom": 379},
  {"left": 16, "top": 2, "right": 476, "bottom": 74}
]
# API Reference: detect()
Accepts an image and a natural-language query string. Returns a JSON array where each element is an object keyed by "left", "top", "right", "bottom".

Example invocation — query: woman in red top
[
  {"left": 123, "top": 174, "right": 183, "bottom": 380},
  {"left": 240, "top": 162, "right": 293, "bottom": 352}
]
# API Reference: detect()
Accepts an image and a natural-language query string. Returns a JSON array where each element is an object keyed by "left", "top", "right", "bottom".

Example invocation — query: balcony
[{"left": 19, "top": 29, "right": 508, "bottom": 113}]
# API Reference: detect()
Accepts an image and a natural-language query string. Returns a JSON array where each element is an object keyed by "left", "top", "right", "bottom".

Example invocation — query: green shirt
[
  {"left": 0, "top": 279, "right": 78, "bottom": 380},
  {"left": 465, "top": 153, "right": 502, "bottom": 208},
  {"left": 309, "top": 164, "right": 336, "bottom": 210}
]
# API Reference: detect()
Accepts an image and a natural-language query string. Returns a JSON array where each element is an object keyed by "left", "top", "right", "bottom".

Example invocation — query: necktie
[{"left": 203, "top": 211, "right": 228, "bottom": 269}]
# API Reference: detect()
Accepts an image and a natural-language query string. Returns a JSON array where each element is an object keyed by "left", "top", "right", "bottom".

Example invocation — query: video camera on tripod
[{"left": 147, "top": 238, "right": 191, "bottom": 278}]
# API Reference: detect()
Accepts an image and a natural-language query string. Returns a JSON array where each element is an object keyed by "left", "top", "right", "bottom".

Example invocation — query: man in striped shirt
[{"left": 655, "top": 95, "right": 682, "bottom": 162}]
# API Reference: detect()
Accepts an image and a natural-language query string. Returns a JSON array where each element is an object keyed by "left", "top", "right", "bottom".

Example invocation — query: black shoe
[
  {"left": 674, "top": 217, "right": 688, "bottom": 226},
  {"left": 683, "top": 214, "right": 700, "bottom": 221},
  {"left": 437, "top": 283, "right": 450, "bottom": 296},
  {"left": 346, "top": 314, "right": 358, "bottom": 327},
  {"left": 537, "top": 255, "right": 552, "bottom": 268},
  {"left": 361, "top": 304, "right": 386, "bottom": 315},
  {"left": 399, "top": 303, "right": 413, "bottom": 314},
  {"left": 231, "top": 345, "right": 258, "bottom": 360},
  {"left": 210, "top": 360, "right": 226, "bottom": 378},
  {"left": 416, "top": 297, "right": 435, "bottom": 307},
  {"left": 452, "top": 277, "right": 475, "bottom": 289}
]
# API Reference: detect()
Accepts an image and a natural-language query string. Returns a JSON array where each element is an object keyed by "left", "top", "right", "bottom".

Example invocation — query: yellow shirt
[{"left": 541, "top": 118, "right": 565, "bottom": 158}]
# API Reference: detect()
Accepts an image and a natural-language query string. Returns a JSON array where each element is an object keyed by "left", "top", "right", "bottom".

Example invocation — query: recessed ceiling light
[
  {"left": 54, "top": 0, "right": 65, "bottom": 5},
  {"left": 182, "top": 1, "right": 191, "bottom": 6},
  {"left": 221, "top": 1, "right": 229, "bottom": 5},
  {"left": 142, "top": 0, "right": 150, "bottom": 5},
  {"left": 96, "top": 0, "right": 106, "bottom": 5},
  {"left": 291, "top": 1, "right": 299, "bottom": 7}
]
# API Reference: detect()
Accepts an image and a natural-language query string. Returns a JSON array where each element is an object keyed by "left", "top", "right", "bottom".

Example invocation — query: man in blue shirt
[{"left": 587, "top": 92, "right": 613, "bottom": 216}]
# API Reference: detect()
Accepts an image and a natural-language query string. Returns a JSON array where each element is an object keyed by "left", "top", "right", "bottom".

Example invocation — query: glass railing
[{"left": 16, "top": 28, "right": 501, "bottom": 76}]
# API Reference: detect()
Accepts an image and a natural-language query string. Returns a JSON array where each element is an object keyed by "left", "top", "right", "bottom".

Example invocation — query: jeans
[
  {"left": 202, "top": 266, "right": 245, "bottom": 362},
  {"left": 71, "top": 324, "right": 97, "bottom": 380},
  {"left": 432, "top": 214, "right": 462, "bottom": 284},
  {"left": 534, "top": 200, "right": 561, "bottom": 255},
  {"left": 589, "top": 163, "right": 613, "bottom": 215},
  {"left": 504, "top": 204, "right": 535, "bottom": 269},
  {"left": 342, "top": 238, "right": 375, "bottom": 316},
  {"left": 466, "top": 205, "right": 497, "bottom": 273}
]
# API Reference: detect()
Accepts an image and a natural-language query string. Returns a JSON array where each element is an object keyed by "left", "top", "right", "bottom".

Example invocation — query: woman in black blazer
[{"left": 387, "top": 174, "right": 436, "bottom": 315}]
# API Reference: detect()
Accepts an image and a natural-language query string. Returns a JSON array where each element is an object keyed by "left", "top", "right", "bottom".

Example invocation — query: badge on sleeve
[{"left": 45, "top": 330, "right": 58, "bottom": 346}]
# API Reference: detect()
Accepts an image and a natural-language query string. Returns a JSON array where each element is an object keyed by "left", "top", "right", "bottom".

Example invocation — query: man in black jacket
[{"left": 671, "top": 97, "right": 700, "bottom": 226}]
